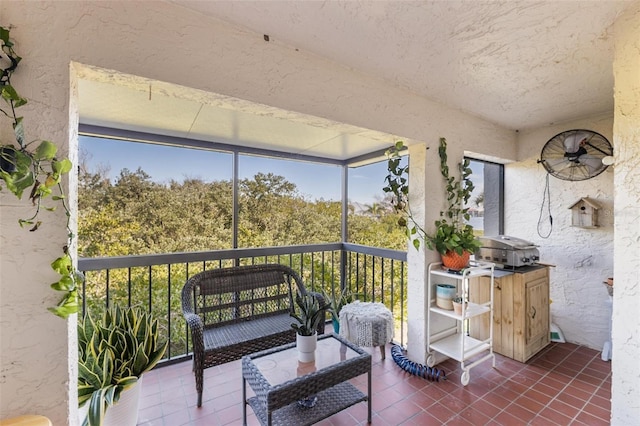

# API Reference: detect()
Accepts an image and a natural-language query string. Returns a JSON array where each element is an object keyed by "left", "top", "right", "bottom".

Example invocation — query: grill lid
[{"left": 477, "top": 235, "right": 538, "bottom": 250}]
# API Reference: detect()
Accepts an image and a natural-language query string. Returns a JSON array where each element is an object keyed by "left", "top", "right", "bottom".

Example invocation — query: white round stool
[{"left": 339, "top": 301, "right": 394, "bottom": 359}]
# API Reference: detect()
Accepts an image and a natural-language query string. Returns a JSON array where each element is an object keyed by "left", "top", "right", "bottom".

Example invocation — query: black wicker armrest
[{"left": 183, "top": 312, "right": 205, "bottom": 353}]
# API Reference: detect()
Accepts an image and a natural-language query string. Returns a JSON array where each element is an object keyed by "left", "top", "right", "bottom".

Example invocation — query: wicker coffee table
[{"left": 242, "top": 333, "right": 372, "bottom": 425}]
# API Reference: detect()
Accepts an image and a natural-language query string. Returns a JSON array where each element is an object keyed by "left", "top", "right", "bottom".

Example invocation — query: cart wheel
[
  {"left": 426, "top": 354, "right": 435, "bottom": 367},
  {"left": 461, "top": 371, "right": 470, "bottom": 386}
]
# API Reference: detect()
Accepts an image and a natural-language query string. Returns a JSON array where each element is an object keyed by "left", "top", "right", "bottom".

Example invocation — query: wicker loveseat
[{"left": 181, "top": 263, "right": 326, "bottom": 407}]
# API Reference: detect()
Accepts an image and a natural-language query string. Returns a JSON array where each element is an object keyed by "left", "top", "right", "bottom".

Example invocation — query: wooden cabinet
[{"left": 469, "top": 266, "right": 550, "bottom": 363}]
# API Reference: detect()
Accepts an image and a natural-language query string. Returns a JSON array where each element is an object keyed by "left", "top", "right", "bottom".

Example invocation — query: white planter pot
[
  {"left": 296, "top": 332, "right": 317, "bottom": 363},
  {"left": 79, "top": 376, "right": 143, "bottom": 426}
]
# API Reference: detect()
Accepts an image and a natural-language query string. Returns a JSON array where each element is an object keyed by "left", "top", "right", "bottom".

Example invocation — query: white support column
[
  {"left": 612, "top": 4, "right": 640, "bottom": 424},
  {"left": 406, "top": 143, "right": 441, "bottom": 363}
]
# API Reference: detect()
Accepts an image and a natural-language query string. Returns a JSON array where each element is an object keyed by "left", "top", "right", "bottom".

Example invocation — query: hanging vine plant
[
  {"left": 1, "top": 25, "right": 80, "bottom": 318},
  {"left": 384, "top": 138, "right": 481, "bottom": 268}
]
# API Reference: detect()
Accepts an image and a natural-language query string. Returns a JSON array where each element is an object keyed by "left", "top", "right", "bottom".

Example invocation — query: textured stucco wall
[
  {"left": 0, "top": 1, "right": 515, "bottom": 423},
  {"left": 406, "top": 144, "right": 430, "bottom": 363},
  {"left": 611, "top": 4, "right": 640, "bottom": 424},
  {"left": 506, "top": 115, "right": 614, "bottom": 351},
  {"left": 0, "top": 11, "right": 79, "bottom": 426}
]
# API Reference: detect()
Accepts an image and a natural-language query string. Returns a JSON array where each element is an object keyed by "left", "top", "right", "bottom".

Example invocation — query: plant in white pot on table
[
  {"left": 290, "top": 293, "right": 326, "bottom": 363},
  {"left": 78, "top": 305, "right": 168, "bottom": 426},
  {"left": 384, "top": 138, "right": 481, "bottom": 270}
]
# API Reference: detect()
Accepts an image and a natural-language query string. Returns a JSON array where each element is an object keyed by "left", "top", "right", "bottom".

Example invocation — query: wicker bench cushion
[{"left": 203, "top": 313, "right": 293, "bottom": 351}]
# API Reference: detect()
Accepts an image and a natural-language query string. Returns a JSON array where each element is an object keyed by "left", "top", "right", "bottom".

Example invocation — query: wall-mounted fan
[{"left": 538, "top": 129, "right": 613, "bottom": 181}]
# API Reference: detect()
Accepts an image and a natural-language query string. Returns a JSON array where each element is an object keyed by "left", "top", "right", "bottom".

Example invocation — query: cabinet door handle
[{"left": 530, "top": 306, "right": 536, "bottom": 319}]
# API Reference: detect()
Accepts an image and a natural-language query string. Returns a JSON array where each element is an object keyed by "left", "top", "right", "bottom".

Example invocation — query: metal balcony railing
[{"left": 78, "top": 243, "right": 407, "bottom": 366}]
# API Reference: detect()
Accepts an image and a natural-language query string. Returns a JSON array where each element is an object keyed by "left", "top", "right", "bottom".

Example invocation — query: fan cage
[{"left": 539, "top": 129, "right": 613, "bottom": 181}]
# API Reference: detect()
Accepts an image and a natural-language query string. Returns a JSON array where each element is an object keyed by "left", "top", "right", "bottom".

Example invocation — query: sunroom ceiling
[{"left": 79, "top": 0, "right": 632, "bottom": 162}]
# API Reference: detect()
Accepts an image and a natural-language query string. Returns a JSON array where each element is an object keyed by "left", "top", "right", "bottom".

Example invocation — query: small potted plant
[
  {"left": 323, "top": 286, "right": 356, "bottom": 333},
  {"left": 452, "top": 295, "right": 466, "bottom": 316},
  {"left": 290, "top": 293, "right": 326, "bottom": 362},
  {"left": 384, "top": 138, "right": 481, "bottom": 270},
  {"left": 78, "top": 306, "right": 168, "bottom": 426}
]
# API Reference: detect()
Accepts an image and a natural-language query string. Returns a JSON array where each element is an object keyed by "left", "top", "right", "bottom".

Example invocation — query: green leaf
[
  {"left": 48, "top": 290, "right": 78, "bottom": 318},
  {"left": 13, "top": 117, "right": 25, "bottom": 145},
  {"left": 0, "top": 27, "right": 10, "bottom": 43},
  {"left": 53, "top": 158, "right": 72, "bottom": 174},
  {"left": 2, "top": 166, "right": 35, "bottom": 199},
  {"left": 1, "top": 85, "right": 21, "bottom": 102},
  {"left": 13, "top": 94, "right": 27, "bottom": 108},
  {"left": 34, "top": 140, "right": 57, "bottom": 161},
  {"left": 51, "top": 254, "right": 72, "bottom": 275},
  {"left": 87, "top": 388, "right": 110, "bottom": 426},
  {"left": 50, "top": 274, "right": 74, "bottom": 291},
  {"left": 17, "top": 219, "right": 33, "bottom": 227}
]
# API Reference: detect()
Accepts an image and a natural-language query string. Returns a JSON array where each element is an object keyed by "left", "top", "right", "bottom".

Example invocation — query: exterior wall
[
  {"left": 612, "top": 4, "right": 640, "bottom": 423},
  {"left": 505, "top": 114, "right": 614, "bottom": 351},
  {"left": 0, "top": 1, "right": 515, "bottom": 422}
]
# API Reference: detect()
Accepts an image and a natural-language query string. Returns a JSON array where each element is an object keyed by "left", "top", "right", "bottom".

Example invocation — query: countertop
[{"left": 493, "top": 264, "right": 550, "bottom": 278}]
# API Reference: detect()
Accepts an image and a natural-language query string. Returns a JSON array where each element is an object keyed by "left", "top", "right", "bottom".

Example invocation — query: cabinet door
[{"left": 526, "top": 277, "right": 549, "bottom": 347}]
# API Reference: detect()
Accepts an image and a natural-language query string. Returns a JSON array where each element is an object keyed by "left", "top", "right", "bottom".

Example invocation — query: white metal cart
[{"left": 426, "top": 261, "right": 496, "bottom": 385}]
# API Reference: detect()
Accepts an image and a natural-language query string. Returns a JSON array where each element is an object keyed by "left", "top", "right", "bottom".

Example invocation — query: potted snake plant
[
  {"left": 78, "top": 306, "right": 168, "bottom": 426},
  {"left": 290, "top": 293, "right": 326, "bottom": 362}
]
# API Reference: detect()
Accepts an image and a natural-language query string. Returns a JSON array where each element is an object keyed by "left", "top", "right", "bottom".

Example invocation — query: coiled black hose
[{"left": 391, "top": 345, "right": 446, "bottom": 382}]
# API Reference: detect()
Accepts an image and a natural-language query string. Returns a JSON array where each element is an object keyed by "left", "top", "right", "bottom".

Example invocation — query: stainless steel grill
[{"left": 475, "top": 235, "right": 540, "bottom": 268}]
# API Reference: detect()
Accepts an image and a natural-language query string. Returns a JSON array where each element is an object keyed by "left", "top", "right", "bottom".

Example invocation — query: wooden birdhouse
[{"left": 569, "top": 198, "right": 601, "bottom": 228}]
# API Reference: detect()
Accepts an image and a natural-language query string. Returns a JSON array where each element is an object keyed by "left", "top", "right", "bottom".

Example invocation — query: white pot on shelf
[{"left": 296, "top": 332, "right": 317, "bottom": 363}]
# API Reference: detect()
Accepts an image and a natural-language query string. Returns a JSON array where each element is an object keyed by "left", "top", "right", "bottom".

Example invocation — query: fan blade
[
  {"left": 544, "top": 158, "right": 573, "bottom": 170},
  {"left": 563, "top": 131, "right": 590, "bottom": 154},
  {"left": 542, "top": 158, "right": 574, "bottom": 178},
  {"left": 554, "top": 162, "right": 576, "bottom": 174},
  {"left": 578, "top": 156, "right": 605, "bottom": 174}
]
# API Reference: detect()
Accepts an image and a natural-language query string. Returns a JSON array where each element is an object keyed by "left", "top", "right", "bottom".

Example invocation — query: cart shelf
[{"left": 426, "top": 261, "right": 496, "bottom": 386}]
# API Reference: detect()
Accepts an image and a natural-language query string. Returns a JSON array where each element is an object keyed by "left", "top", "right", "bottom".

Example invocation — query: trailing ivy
[
  {"left": 384, "top": 138, "right": 481, "bottom": 255},
  {"left": 383, "top": 140, "right": 426, "bottom": 250},
  {"left": 0, "top": 25, "right": 80, "bottom": 318}
]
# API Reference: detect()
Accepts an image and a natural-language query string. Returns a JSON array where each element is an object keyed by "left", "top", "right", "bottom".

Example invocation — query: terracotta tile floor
[{"left": 138, "top": 342, "right": 611, "bottom": 425}]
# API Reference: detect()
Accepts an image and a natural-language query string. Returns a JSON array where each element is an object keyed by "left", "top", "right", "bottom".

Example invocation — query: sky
[{"left": 79, "top": 136, "right": 392, "bottom": 205}]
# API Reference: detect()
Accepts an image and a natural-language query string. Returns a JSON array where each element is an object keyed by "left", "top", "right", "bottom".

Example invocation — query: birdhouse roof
[{"left": 568, "top": 197, "right": 602, "bottom": 210}]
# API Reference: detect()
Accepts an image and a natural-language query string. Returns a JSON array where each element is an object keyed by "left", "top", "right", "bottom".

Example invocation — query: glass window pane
[
  {"left": 238, "top": 155, "right": 341, "bottom": 247},
  {"left": 78, "top": 136, "right": 233, "bottom": 255},
  {"left": 465, "top": 158, "right": 504, "bottom": 237},
  {"left": 347, "top": 160, "right": 407, "bottom": 250}
]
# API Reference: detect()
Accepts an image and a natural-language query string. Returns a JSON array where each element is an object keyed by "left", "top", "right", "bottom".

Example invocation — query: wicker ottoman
[{"left": 339, "top": 301, "right": 394, "bottom": 359}]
